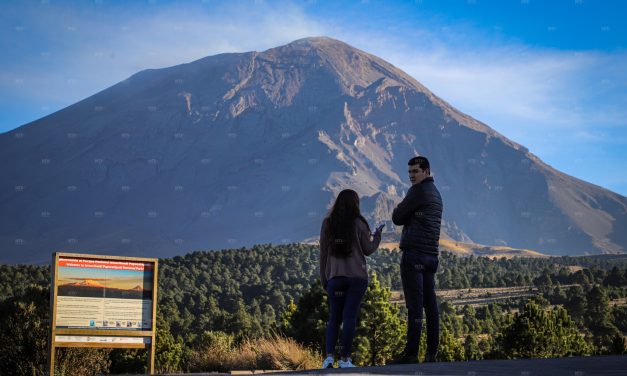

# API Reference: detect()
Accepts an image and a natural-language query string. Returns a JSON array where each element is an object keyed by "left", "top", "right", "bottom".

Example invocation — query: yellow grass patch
[
  {"left": 189, "top": 335, "right": 319, "bottom": 372},
  {"left": 379, "top": 239, "right": 547, "bottom": 258}
]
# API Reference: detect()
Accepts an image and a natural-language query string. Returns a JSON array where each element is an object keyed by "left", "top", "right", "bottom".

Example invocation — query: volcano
[
  {"left": 1, "top": 37, "right": 625, "bottom": 263},
  {"left": 67, "top": 279, "right": 106, "bottom": 288}
]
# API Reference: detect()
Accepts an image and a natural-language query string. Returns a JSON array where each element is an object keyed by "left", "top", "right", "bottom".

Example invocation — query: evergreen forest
[{"left": 1, "top": 244, "right": 626, "bottom": 375}]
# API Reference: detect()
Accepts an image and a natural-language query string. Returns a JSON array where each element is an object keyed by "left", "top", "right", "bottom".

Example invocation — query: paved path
[{"left": 267, "top": 355, "right": 627, "bottom": 375}]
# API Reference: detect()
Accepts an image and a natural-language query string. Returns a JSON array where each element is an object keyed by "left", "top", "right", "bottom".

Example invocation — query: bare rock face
[{"left": 0, "top": 37, "right": 625, "bottom": 263}]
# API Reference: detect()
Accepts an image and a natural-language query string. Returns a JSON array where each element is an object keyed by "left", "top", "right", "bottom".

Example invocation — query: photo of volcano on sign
[{"left": 57, "top": 264, "right": 152, "bottom": 300}]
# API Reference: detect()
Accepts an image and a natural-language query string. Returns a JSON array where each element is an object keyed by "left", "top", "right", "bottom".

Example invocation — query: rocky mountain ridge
[{"left": 1, "top": 37, "right": 625, "bottom": 263}]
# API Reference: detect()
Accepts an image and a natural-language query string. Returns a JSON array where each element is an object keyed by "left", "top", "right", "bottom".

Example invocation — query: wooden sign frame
[{"left": 48, "top": 252, "right": 158, "bottom": 375}]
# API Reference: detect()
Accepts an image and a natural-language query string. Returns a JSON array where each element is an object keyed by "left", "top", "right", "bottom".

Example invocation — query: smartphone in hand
[{"left": 375, "top": 224, "right": 385, "bottom": 233}]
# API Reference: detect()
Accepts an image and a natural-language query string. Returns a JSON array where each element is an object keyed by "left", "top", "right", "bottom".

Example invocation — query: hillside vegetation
[{"left": 1, "top": 245, "right": 626, "bottom": 375}]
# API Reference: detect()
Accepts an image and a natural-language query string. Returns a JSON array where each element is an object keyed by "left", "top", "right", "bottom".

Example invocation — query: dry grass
[
  {"left": 439, "top": 239, "right": 472, "bottom": 254},
  {"left": 566, "top": 265, "right": 584, "bottom": 273},
  {"left": 379, "top": 242, "right": 401, "bottom": 251},
  {"left": 379, "top": 239, "right": 548, "bottom": 258},
  {"left": 189, "top": 335, "right": 318, "bottom": 372},
  {"left": 439, "top": 239, "right": 548, "bottom": 258}
]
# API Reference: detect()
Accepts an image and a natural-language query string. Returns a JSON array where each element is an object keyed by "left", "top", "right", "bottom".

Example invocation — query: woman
[{"left": 319, "top": 189, "right": 383, "bottom": 368}]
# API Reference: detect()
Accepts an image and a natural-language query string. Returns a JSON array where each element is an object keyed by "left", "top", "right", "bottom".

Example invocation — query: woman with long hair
[{"left": 319, "top": 189, "right": 384, "bottom": 368}]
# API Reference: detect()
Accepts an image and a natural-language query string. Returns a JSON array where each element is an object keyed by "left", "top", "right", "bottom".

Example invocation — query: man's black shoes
[
  {"left": 388, "top": 353, "right": 418, "bottom": 364},
  {"left": 387, "top": 352, "right": 437, "bottom": 365}
]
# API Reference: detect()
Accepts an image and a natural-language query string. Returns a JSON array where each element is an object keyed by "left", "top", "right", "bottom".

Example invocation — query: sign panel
[
  {"left": 55, "top": 257, "right": 154, "bottom": 330},
  {"left": 49, "top": 252, "right": 158, "bottom": 375}
]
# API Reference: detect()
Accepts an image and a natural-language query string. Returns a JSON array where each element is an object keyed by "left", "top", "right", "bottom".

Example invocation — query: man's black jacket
[{"left": 392, "top": 177, "right": 443, "bottom": 255}]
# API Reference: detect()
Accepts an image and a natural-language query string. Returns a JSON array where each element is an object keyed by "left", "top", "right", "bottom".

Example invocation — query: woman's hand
[{"left": 374, "top": 223, "right": 385, "bottom": 235}]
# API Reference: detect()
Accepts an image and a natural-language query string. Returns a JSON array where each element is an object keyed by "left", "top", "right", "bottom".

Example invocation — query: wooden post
[
  {"left": 48, "top": 252, "right": 59, "bottom": 376},
  {"left": 48, "top": 344, "right": 56, "bottom": 376},
  {"left": 148, "top": 259, "right": 159, "bottom": 375},
  {"left": 148, "top": 341, "right": 155, "bottom": 375}
]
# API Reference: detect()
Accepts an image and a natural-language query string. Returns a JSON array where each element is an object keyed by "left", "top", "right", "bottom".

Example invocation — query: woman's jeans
[
  {"left": 325, "top": 276, "right": 368, "bottom": 357},
  {"left": 401, "top": 250, "right": 439, "bottom": 357}
]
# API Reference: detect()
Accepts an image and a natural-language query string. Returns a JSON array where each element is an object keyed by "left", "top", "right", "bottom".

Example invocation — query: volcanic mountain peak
[
  {"left": 216, "top": 37, "right": 515, "bottom": 147},
  {"left": 0, "top": 37, "right": 625, "bottom": 263},
  {"left": 256, "top": 37, "right": 423, "bottom": 97},
  {"left": 70, "top": 280, "right": 106, "bottom": 288}
]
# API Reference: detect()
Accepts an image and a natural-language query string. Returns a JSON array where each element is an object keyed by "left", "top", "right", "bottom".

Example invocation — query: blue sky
[{"left": 1, "top": 0, "right": 626, "bottom": 195}]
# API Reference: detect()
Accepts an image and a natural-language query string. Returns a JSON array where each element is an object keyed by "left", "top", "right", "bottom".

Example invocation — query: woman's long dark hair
[{"left": 327, "top": 189, "right": 369, "bottom": 258}]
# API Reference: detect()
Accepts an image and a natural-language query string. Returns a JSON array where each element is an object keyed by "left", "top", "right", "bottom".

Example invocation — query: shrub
[
  {"left": 188, "top": 333, "right": 317, "bottom": 372},
  {"left": 0, "top": 285, "right": 110, "bottom": 376}
]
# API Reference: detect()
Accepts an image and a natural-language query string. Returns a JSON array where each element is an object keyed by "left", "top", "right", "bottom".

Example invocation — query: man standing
[{"left": 391, "top": 156, "right": 443, "bottom": 364}]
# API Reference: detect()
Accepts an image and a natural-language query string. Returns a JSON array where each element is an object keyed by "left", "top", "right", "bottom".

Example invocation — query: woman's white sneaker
[
  {"left": 338, "top": 359, "right": 356, "bottom": 368},
  {"left": 322, "top": 356, "right": 334, "bottom": 369}
]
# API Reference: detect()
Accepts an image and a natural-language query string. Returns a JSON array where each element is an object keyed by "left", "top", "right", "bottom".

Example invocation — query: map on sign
[{"left": 55, "top": 257, "right": 153, "bottom": 330}]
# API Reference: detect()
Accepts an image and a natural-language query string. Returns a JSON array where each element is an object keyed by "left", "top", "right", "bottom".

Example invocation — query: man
[{"left": 391, "top": 156, "right": 443, "bottom": 364}]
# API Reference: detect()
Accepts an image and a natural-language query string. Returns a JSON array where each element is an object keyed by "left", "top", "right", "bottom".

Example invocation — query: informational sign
[
  {"left": 49, "top": 253, "right": 158, "bottom": 375},
  {"left": 55, "top": 257, "right": 153, "bottom": 330}
]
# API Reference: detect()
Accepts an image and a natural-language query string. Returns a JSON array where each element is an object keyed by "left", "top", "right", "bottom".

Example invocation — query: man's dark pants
[{"left": 400, "top": 250, "right": 439, "bottom": 357}]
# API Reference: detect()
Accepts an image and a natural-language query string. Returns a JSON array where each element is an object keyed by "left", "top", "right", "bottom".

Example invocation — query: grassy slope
[{"left": 379, "top": 239, "right": 548, "bottom": 258}]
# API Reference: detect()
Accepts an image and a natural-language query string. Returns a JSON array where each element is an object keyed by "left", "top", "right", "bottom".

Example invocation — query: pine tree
[
  {"left": 279, "top": 298, "right": 297, "bottom": 332},
  {"left": 463, "top": 334, "right": 481, "bottom": 360},
  {"left": 564, "top": 285, "right": 587, "bottom": 323},
  {"left": 353, "top": 273, "right": 405, "bottom": 366},
  {"left": 586, "top": 285, "right": 622, "bottom": 353},
  {"left": 284, "top": 280, "right": 328, "bottom": 352},
  {"left": 603, "top": 266, "right": 626, "bottom": 287},
  {"left": 437, "top": 328, "right": 465, "bottom": 361},
  {"left": 497, "top": 300, "right": 591, "bottom": 358},
  {"left": 155, "top": 322, "right": 184, "bottom": 373},
  {"left": 462, "top": 305, "right": 479, "bottom": 334},
  {"left": 586, "top": 285, "right": 612, "bottom": 322},
  {"left": 610, "top": 333, "right": 626, "bottom": 355}
]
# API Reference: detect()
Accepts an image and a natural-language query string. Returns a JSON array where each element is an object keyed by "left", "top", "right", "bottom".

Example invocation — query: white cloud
[
  {"left": 324, "top": 30, "right": 627, "bottom": 194},
  {"left": 363, "top": 43, "right": 627, "bottom": 130},
  {"left": 351, "top": 36, "right": 627, "bottom": 155},
  {"left": 0, "top": 1, "right": 326, "bottom": 105}
]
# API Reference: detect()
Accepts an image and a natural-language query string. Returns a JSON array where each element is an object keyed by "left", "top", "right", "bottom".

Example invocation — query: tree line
[{"left": 0, "top": 244, "right": 626, "bottom": 374}]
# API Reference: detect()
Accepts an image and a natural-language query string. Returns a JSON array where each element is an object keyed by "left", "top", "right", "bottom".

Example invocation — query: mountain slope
[{"left": 0, "top": 37, "right": 625, "bottom": 263}]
